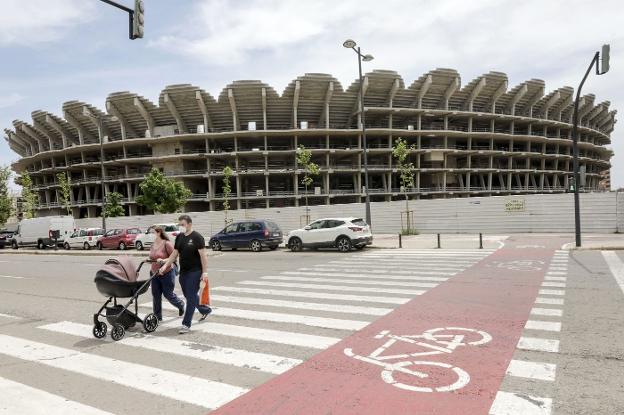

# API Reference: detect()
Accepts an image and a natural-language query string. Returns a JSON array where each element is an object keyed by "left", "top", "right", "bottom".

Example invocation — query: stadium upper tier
[{"left": 3, "top": 69, "right": 617, "bottom": 217}]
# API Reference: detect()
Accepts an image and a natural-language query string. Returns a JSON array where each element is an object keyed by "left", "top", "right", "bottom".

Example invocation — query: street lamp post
[
  {"left": 571, "top": 44, "right": 610, "bottom": 247},
  {"left": 343, "top": 39, "right": 374, "bottom": 227}
]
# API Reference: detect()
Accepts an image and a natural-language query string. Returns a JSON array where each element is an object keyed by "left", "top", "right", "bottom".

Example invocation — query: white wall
[{"left": 74, "top": 192, "right": 624, "bottom": 237}]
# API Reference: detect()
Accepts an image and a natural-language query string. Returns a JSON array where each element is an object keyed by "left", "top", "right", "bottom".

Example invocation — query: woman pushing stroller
[{"left": 149, "top": 225, "right": 185, "bottom": 321}]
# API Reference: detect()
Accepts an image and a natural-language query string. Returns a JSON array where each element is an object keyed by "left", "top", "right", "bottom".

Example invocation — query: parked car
[
  {"left": 63, "top": 228, "right": 104, "bottom": 250},
  {"left": 134, "top": 223, "right": 182, "bottom": 251},
  {"left": 0, "top": 228, "right": 16, "bottom": 249},
  {"left": 209, "top": 220, "right": 283, "bottom": 252},
  {"left": 96, "top": 228, "right": 141, "bottom": 250},
  {"left": 10, "top": 216, "right": 76, "bottom": 249},
  {"left": 287, "top": 217, "right": 372, "bottom": 252}
]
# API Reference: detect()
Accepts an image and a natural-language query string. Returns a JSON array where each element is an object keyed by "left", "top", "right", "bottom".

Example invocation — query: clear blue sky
[{"left": 1, "top": 0, "right": 622, "bottom": 188}]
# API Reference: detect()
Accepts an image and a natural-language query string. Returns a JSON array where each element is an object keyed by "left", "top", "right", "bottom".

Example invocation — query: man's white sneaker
[{"left": 178, "top": 325, "right": 191, "bottom": 334}]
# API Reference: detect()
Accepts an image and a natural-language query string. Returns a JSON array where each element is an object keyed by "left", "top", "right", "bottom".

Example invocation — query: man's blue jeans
[
  {"left": 151, "top": 268, "right": 184, "bottom": 319},
  {"left": 179, "top": 270, "right": 211, "bottom": 327}
]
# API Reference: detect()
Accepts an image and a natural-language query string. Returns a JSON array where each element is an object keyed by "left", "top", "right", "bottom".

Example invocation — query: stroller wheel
[
  {"left": 111, "top": 324, "right": 125, "bottom": 341},
  {"left": 92, "top": 322, "right": 107, "bottom": 339},
  {"left": 143, "top": 313, "right": 159, "bottom": 333}
]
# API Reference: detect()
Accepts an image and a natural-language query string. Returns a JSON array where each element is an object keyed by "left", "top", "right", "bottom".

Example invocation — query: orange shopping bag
[{"left": 199, "top": 278, "right": 210, "bottom": 306}]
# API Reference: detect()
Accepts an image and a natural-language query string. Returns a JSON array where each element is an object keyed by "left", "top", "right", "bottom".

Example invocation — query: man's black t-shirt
[{"left": 174, "top": 231, "right": 205, "bottom": 273}]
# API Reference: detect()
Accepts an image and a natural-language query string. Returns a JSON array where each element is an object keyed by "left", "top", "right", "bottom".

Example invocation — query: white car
[
  {"left": 287, "top": 217, "right": 373, "bottom": 252},
  {"left": 63, "top": 228, "right": 104, "bottom": 250},
  {"left": 134, "top": 223, "right": 182, "bottom": 251}
]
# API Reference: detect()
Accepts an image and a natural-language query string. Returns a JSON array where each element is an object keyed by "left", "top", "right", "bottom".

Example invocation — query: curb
[{"left": 0, "top": 249, "right": 223, "bottom": 257}]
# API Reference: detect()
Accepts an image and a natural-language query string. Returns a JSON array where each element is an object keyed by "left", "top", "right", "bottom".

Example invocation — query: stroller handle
[{"left": 136, "top": 259, "right": 157, "bottom": 273}]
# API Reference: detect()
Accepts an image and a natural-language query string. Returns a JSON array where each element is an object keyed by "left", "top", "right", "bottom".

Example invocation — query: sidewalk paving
[{"left": 0, "top": 248, "right": 222, "bottom": 257}]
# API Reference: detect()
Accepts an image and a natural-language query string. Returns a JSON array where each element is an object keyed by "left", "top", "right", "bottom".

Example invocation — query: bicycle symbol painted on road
[
  {"left": 344, "top": 327, "right": 492, "bottom": 393},
  {"left": 487, "top": 259, "right": 544, "bottom": 271}
]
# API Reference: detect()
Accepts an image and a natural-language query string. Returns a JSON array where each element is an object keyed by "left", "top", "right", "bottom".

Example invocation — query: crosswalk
[{"left": 0, "top": 248, "right": 494, "bottom": 414}]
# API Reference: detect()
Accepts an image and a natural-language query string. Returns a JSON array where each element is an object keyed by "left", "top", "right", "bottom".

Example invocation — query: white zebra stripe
[
  {"left": 0, "top": 334, "right": 247, "bottom": 409},
  {"left": 262, "top": 275, "right": 438, "bottom": 288},
  {"left": 39, "top": 321, "right": 301, "bottom": 375},
  {"left": 289, "top": 270, "right": 450, "bottom": 280},
  {"left": 212, "top": 286, "right": 409, "bottom": 305},
  {"left": 160, "top": 320, "right": 340, "bottom": 349},
  {"left": 237, "top": 280, "right": 426, "bottom": 296}
]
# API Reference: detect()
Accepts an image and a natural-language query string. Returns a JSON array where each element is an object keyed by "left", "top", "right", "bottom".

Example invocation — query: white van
[{"left": 11, "top": 216, "right": 76, "bottom": 249}]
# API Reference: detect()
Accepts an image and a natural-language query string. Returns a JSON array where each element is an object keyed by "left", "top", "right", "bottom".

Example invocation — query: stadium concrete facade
[{"left": 4, "top": 69, "right": 617, "bottom": 218}]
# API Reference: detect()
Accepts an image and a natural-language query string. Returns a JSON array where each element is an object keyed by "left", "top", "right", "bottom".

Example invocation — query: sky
[{"left": 1, "top": 0, "right": 622, "bottom": 188}]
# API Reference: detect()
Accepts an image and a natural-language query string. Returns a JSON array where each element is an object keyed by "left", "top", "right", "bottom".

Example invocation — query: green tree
[
  {"left": 392, "top": 138, "right": 417, "bottom": 234},
  {"left": 104, "top": 192, "right": 125, "bottom": 218},
  {"left": 20, "top": 171, "right": 37, "bottom": 219},
  {"left": 222, "top": 166, "right": 233, "bottom": 224},
  {"left": 0, "top": 166, "right": 14, "bottom": 227},
  {"left": 136, "top": 168, "right": 192, "bottom": 213},
  {"left": 56, "top": 172, "right": 72, "bottom": 215},
  {"left": 296, "top": 145, "right": 320, "bottom": 222}
]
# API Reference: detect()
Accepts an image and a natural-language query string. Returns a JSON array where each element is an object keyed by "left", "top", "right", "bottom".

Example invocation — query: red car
[{"left": 96, "top": 228, "right": 141, "bottom": 250}]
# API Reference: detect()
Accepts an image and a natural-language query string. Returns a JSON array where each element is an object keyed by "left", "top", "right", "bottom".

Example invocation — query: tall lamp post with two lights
[{"left": 343, "top": 39, "right": 374, "bottom": 228}]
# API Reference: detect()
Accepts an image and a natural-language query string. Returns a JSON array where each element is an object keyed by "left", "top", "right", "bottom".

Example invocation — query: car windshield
[{"left": 164, "top": 225, "right": 177, "bottom": 232}]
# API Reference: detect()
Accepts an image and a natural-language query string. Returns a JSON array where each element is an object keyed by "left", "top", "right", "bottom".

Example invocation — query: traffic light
[
  {"left": 132, "top": 0, "right": 144, "bottom": 39},
  {"left": 600, "top": 44, "right": 610, "bottom": 74}
]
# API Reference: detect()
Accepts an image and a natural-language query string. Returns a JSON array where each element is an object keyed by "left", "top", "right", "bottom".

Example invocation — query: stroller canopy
[{"left": 98, "top": 256, "right": 140, "bottom": 282}]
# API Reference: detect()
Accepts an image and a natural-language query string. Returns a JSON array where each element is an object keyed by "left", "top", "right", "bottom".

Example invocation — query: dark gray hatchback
[{"left": 209, "top": 220, "right": 283, "bottom": 252}]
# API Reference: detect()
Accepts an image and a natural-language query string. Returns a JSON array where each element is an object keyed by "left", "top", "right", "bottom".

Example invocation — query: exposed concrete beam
[
  {"left": 578, "top": 99, "right": 595, "bottom": 123},
  {"left": 318, "top": 81, "right": 334, "bottom": 128},
  {"left": 525, "top": 86, "right": 545, "bottom": 117},
  {"left": 133, "top": 97, "right": 155, "bottom": 137},
  {"left": 21, "top": 123, "right": 49, "bottom": 150},
  {"left": 415, "top": 74, "right": 433, "bottom": 108},
  {"left": 32, "top": 120, "right": 58, "bottom": 149},
  {"left": 507, "top": 83, "right": 528, "bottom": 116},
  {"left": 595, "top": 108, "right": 613, "bottom": 128},
  {"left": 293, "top": 80, "right": 301, "bottom": 128},
  {"left": 439, "top": 77, "right": 459, "bottom": 110},
  {"left": 467, "top": 77, "right": 486, "bottom": 111},
  {"left": 82, "top": 106, "right": 111, "bottom": 143},
  {"left": 387, "top": 78, "right": 400, "bottom": 107},
  {"left": 554, "top": 95, "right": 573, "bottom": 121},
  {"left": 227, "top": 88, "right": 238, "bottom": 132},
  {"left": 586, "top": 104, "right": 607, "bottom": 125},
  {"left": 5, "top": 129, "right": 31, "bottom": 155},
  {"left": 261, "top": 87, "right": 267, "bottom": 130},
  {"left": 490, "top": 80, "right": 508, "bottom": 113},
  {"left": 347, "top": 76, "right": 369, "bottom": 127},
  {"left": 163, "top": 93, "right": 188, "bottom": 134},
  {"left": 13, "top": 127, "right": 39, "bottom": 154},
  {"left": 63, "top": 110, "right": 91, "bottom": 145},
  {"left": 106, "top": 101, "right": 136, "bottom": 140},
  {"left": 540, "top": 91, "right": 561, "bottom": 117},
  {"left": 195, "top": 91, "right": 214, "bottom": 132},
  {"left": 45, "top": 114, "right": 71, "bottom": 147}
]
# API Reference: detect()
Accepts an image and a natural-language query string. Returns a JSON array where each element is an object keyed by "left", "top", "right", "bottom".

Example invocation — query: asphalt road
[{"left": 0, "top": 240, "right": 623, "bottom": 414}]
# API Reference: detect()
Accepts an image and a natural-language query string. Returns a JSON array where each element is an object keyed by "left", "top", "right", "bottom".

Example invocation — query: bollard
[
  {"left": 437, "top": 233, "right": 441, "bottom": 249},
  {"left": 398, "top": 233, "right": 402, "bottom": 248},
  {"left": 479, "top": 233, "right": 483, "bottom": 249}
]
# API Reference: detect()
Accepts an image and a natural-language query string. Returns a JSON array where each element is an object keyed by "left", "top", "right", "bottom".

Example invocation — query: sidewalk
[
  {"left": 0, "top": 248, "right": 222, "bottom": 257},
  {"left": 562, "top": 234, "right": 624, "bottom": 250},
  {"left": 371, "top": 234, "right": 508, "bottom": 250}
]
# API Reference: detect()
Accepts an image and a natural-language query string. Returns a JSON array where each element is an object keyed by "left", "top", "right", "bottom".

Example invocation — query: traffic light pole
[
  {"left": 97, "top": 0, "right": 142, "bottom": 40},
  {"left": 571, "top": 51, "right": 601, "bottom": 248}
]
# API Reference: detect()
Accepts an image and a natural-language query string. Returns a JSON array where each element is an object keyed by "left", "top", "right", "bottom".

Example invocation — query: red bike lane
[{"left": 211, "top": 238, "right": 558, "bottom": 415}]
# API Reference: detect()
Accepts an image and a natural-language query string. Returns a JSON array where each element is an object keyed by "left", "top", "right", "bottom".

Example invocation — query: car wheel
[
  {"left": 64, "top": 242, "right": 71, "bottom": 250},
  {"left": 211, "top": 240, "right": 222, "bottom": 251},
  {"left": 83, "top": 242, "right": 90, "bottom": 250},
  {"left": 250, "top": 240, "right": 262, "bottom": 252},
  {"left": 135, "top": 241, "right": 143, "bottom": 251},
  {"left": 97, "top": 242, "right": 103, "bottom": 250},
  {"left": 11, "top": 240, "right": 18, "bottom": 250},
  {"left": 336, "top": 236, "right": 352, "bottom": 253},
  {"left": 119, "top": 242, "right": 126, "bottom": 250},
  {"left": 289, "top": 237, "right": 303, "bottom": 252}
]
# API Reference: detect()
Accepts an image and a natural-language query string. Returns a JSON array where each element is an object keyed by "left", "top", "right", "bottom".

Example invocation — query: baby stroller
[{"left": 92, "top": 256, "right": 159, "bottom": 341}]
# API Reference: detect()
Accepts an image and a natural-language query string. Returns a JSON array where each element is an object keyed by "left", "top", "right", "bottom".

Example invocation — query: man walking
[{"left": 159, "top": 214, "right": 211, "bottom": 334}]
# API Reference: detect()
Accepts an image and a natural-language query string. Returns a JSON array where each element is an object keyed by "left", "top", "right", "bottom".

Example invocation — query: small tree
[
  {"left": 104, "top": 192, "right": 126, "bottom": 218},
  {"left": 222, "top": 166, "right": 233, "bottom": 224},
  {"left": 392, "top": 138, "right": 417, "bottom": 234},
  {"left": 20, "top": 171, "right": 37, "bottom": 219},
  {"left": 136, "top": 168, "right": 192, "bottom": 214},
  {"left": 56, "top": 172, "right": 72, "bottom": 215},
  {"left": 0, "top": 166, "right": 14, "bottom": 227},
  {"left": 296, "top": 145, "right": 320, "bottom": 223}
]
